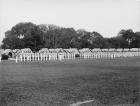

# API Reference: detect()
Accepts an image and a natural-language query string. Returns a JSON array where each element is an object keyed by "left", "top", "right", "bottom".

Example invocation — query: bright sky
[{"left": 0, "top": 0, "right": 140, "bottom": 44}]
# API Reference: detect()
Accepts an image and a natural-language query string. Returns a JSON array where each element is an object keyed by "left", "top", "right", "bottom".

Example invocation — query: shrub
[
  {"left": 75, "top": 54, "right": 80, "bottom": 58},
  {"left": 1, "top": 54, "right": 9, "bottom": 60}
]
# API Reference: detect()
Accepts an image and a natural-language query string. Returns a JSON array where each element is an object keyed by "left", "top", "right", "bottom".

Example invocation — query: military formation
[{"left": 0, "top": 48, "right": 140, "bottom": 63}]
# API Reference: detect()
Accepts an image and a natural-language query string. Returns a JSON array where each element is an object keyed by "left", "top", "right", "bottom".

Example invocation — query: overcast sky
[{"left": 0, "top": 0, "right": 140, "bottom": 44}]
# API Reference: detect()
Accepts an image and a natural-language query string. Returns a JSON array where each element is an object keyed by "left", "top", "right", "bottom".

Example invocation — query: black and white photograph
[{"left": 0, "top": 0, "right": 140, "bottom": 106}]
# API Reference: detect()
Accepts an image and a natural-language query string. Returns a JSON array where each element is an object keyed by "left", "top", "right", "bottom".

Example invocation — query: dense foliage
[
  {"left": 1, "top": 22, "right": 140, "bottom": 51},
  {"left": 1, "top": 54, "right": 9, "bottom": 60}
]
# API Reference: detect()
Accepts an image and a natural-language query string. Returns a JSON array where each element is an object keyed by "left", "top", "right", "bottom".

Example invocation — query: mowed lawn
[{"left": 0, "top": 57, "right": 139, "bottom": 106}]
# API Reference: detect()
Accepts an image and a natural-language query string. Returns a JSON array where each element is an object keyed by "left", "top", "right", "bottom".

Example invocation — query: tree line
[{"left": 1, "top": 22, "right": 140, "bottom": 52}]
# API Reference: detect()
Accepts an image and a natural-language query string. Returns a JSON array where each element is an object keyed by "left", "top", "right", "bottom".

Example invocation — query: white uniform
[{"left": 0, "top": 55, "right": 1, "bottom": 62}]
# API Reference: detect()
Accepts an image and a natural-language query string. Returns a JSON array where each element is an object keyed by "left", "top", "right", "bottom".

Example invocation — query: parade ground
[{"left": 0, "top": 57, "right": 139, "bottom": 106}]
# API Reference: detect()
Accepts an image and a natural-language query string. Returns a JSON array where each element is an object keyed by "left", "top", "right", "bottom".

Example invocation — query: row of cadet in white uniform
[
  {"left": 15, "top": 51, "right": 140, "bottom": 63},
  {"left": 1, "top": 48, "right": 140, "bottom": 62}
]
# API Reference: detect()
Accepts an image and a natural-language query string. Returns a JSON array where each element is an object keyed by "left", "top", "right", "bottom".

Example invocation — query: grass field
[{"left": 0, "top": 57, "right": 139, "bottom": 106}]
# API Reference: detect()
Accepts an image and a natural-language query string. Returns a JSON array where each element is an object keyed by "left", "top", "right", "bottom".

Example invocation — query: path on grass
[{"left": 70, "top": 100, "right": 94, "bottom": 106}]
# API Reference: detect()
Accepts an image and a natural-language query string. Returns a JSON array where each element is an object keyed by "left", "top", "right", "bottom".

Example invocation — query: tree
[
  {"left": 131, "top": 32, "right": 140, "bottom": 48},
  {"left": 1, "top": 22, "right": 140, "bottom": 50},
  {"left": 75, "top": 29, "right": 91, "bottom": 48},
  {"left": 88, "top": 31, "right": 106, "bottom": 48},
  {"left": 2, "top": 30, "right": 25, "bottom": 49},
  {"left": 2, "top": 22, "right": 44, "bottom": 51},
  {"left": 24, "top": 26, "right": 44, "bottom": 51},
  {"left": 118, "top": 29, "right": 136, "bottom": 48}
]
